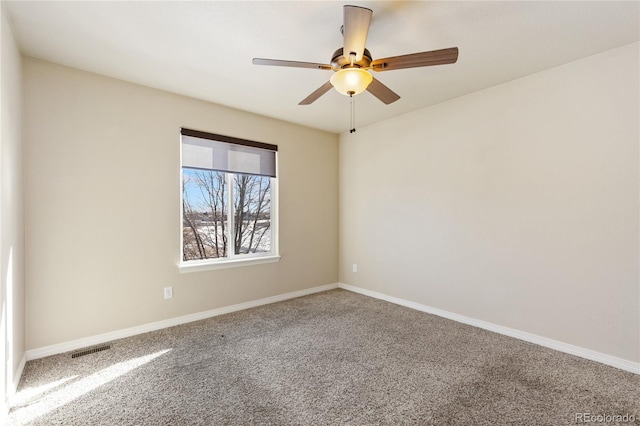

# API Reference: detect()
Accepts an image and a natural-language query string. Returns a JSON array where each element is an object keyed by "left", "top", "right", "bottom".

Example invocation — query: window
[{"left": 180, "top": 128, "right": 279, "bottom": 271}]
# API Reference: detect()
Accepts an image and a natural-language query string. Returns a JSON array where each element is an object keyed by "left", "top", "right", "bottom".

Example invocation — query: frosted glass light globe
[{"left": 330, "top": 68, "right": 373, "bottom": 96}]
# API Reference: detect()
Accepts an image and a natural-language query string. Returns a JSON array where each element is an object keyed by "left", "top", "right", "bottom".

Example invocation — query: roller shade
[{"left": 181, "top": 128, "right": 277, "bottom": 177}]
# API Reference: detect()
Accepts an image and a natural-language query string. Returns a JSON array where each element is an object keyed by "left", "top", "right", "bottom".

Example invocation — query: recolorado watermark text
[{"left": 575, "top": 412, "right": 636, "bottom": 423}]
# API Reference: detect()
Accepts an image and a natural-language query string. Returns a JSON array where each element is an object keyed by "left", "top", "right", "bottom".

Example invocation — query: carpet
[{"left": 9, "top": 289, "right": 640, "bottom": 425}]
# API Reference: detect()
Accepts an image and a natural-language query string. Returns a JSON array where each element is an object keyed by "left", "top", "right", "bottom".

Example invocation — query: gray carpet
[{"left": 9, "top": 289, "right": 640, "bottom": 425}]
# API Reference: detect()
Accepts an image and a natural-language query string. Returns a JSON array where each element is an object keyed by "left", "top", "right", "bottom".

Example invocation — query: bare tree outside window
[
  {"left": 182, "top": 168, "right": 271, "bottom": 261},
  {"left": 234, "top": 174, "right": 271, "bottom": 255}
]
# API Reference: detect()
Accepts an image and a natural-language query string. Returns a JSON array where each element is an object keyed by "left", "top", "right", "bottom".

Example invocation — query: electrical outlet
[
  {"left": 353, "top": 263, "right": 358, "bottom": 273},
  {"left": 164, "top": 286, "right": 173, "bottom": 299}
]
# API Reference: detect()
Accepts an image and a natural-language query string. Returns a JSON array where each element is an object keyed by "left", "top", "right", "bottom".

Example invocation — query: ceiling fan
[{"left": 253, "top": 5, "right": 459, "bottom": 106}]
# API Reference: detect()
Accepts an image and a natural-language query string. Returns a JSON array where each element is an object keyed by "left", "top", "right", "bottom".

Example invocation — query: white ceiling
[{"left": 5, "top": 1, "right": 639, "bottom": 134}]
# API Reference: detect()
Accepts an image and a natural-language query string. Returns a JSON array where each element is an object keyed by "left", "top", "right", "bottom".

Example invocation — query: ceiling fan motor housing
[{"left": 331, "top": 48, "right": 372, "bottom": 69}]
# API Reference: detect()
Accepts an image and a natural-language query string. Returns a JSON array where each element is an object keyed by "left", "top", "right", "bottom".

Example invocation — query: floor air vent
[{"left": 71, "top": 344, "right": 111, "bottom": 359}]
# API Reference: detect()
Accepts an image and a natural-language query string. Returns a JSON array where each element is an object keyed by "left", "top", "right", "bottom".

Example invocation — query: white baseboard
[
  {"left": 7, "top": 353, "right": 26, "bottom": 408},
  {"left": 338, "top": 283, "right": 639, "bottom": 375},
  {"left": 25, "top": 281, "right": 639, "bottom": 374},
  {"left": 1, "top": 399, "right": 7, "bottom": 426},
  {"left": 12, "top": 353, "right": 26, "bottom": 395},
  {"left": 2, "top": 353, "right": 26, "bottom": 416},
  {"left": 26, "top": 283, "right": 339, "bottom": 361}
]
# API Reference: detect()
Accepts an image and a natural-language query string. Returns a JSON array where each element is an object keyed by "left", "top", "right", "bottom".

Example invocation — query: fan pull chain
[{"left": 349, "top": 91, "right": 356, "bottom": 133}]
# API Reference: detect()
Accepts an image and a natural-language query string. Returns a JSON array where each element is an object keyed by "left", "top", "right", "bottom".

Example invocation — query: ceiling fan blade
[
  {"left": 299, "top": 81, "right": 334, "bottom": 105},
  {"left": 371, "top": 47, "right": 459, "bottom": 72},
  {"left": 253, "top": 58, "right": 332, "bottom": 70},
  {"left": 366, "top": 77, "right": 400, "bottom": 104},
  {"left": 343, "top": 5, "right": 372, "bottom": 62}
]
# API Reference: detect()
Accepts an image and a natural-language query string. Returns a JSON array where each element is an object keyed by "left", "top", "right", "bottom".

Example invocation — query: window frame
[{"left": 178, "top": 129, "right": 280, "bottom": 273}]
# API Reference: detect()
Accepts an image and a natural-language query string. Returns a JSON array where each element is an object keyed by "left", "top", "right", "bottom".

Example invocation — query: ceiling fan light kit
[
  {"left": 253, "top": 4, "right": 459, "bottom": 131},
  {"left": 330, "top": 68, "right": 373, "bottom": 96}
]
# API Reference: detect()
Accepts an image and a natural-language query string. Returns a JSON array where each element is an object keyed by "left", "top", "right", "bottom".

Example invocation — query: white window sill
[{"left": 178, "top": 255, "right": 281, "bottom": 273}]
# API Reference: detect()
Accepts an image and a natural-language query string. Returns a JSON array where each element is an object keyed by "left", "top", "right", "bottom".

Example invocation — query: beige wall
[
  {"left": 339, "top": 42, "right": 640, "bottom": 363},
  {"left": 23, "top": 58, "right": 338, "bottom": 350},
  {"left": 1, "top": 2, "right": 25, "bottom": 410}
]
